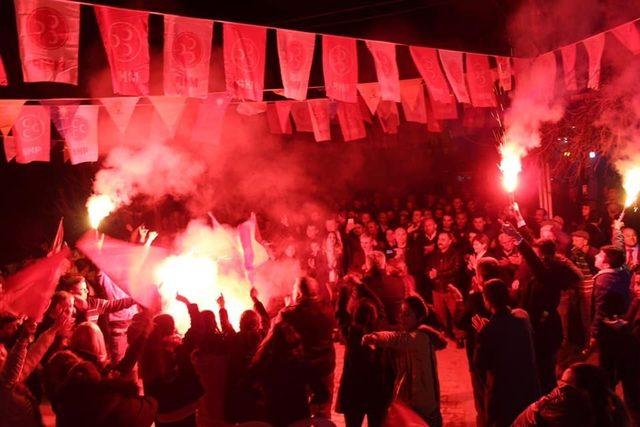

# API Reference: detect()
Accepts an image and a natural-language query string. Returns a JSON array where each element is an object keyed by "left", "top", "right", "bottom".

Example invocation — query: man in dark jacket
[
  {"left": 474, "top": 279, "right": 540, "bottom": 427},
  {"left": 276, "top": 276, "right": 336, "bottom": 419}
]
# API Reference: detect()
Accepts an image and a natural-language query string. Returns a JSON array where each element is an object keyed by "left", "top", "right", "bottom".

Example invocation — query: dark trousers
[
  {"left": 344, "top": 408, "right": 386, "bottom": 427},
  {"left": 309, "top": 371, "right": 334, "bottom": 419}
]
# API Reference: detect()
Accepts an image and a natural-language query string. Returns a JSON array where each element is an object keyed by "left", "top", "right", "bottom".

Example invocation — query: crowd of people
[{"left": 1, "top": 190, "right": 640, "bottom": 427}]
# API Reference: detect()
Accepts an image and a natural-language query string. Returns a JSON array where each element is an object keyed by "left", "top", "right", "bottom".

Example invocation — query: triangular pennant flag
[
  {"left": 223, "top": 23, "right": 267, "bottom": 101},
  {"left": 274, "top": 101, "right": 293, "bottom": 134},
  {"left": 583, "top": 34, "right": 605, "bottom": 90},
  {"left": 612, "top": 21, "right": 640, "bottom": 55},
  {"left": 3, "top": 248, "right": 70, "bottom": 320},
  {"left": 277, "top": 29, "right": 315, "bottom": 100},
  {"left": 425, "top": 97, "right": 442, "bottom": 132},
  {"left": 14, "top": 105, "right": 51, "bottom": 163},
  {"left": 465, "top": 53, "right": 497, "bottom": 107},
  {"left": 4, "top": 136, "right": 16, "bottom": 162},
  {"left": 0, "top": 100, "right": 27, "bottom": 137},
  {"left": 290, "top": 101, "right": 313, "bottom": 132},
  {"left": 358, "top": 96, "right": 372, "bottom": 124},
  {"left": 48, "top": 217, "right": 65, "bottom": 256},
  {"left": 191, "top": 93, "right": 230, "bottom": 145},
  {"left": 307, "top": 99, "right": 331, "bottom": 142},
  {"left": 399, "top": 79, "right": 427, "bottom": 124},
  {"left": 237, "top": 102, "right": 267, "bottom": 116},
  {"left": 377, "top": 101, "right": 400, "bottom": 134},
  {"left": 560, "top": 44, "right": 578, "bottom": 91},
  {"left": 365, "top": 40, "right": 401, "bottom": 102},
  {"left": 14, "top": 0, "right": 80, "bottom": 84},
  {"left": 63, "top": 105, "right": 99, "bottom": 164},
  {"left": 148, "top": 96, "right": 187, "bottom": 136},
  {"left": 46, "top": 102, "right": 80, "bottom": 138},
  {"left": 438, "top": 50, "right": 470, "bottom": 103},
  {"left": 265, "top": 104, "right": 283, "bottom": 134},
  {"left": 322, "top": 35, "right": 358, "bottom": 102},
  {"left": 337, "top": 102, "right": 366, "bottom": 141},
  {"left": 0, "top": 56, "right": 8, "bottom": 86},
  {"left": 357, "top": 82, "right": 381, "bottom": 114},
  {"left": 430, "top": 95, "right": 458, "bottom": 120},
  {"left": 494, "top": 56, "right": 512, "bottom": 91},
  {"left": 100, "top": 97, "right": 139, "bottom": 134}
]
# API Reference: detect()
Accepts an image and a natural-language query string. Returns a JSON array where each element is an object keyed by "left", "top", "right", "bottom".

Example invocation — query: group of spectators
[{"left": 1, "top": 190, "right": 640, "bottom": 427}]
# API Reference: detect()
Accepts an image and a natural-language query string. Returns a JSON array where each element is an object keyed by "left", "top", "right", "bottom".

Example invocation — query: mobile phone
[{"left": 347, "top": 218, "right": 354, "bottom": 225}]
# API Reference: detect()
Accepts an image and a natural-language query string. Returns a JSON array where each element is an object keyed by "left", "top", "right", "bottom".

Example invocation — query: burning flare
[
  {"left": 87, "top": 194, "right": 116, "bottom": 229},
  {"left": 622, "top": 166, "right": 640, "bottom": 208},
  {"left": 499, "top": 142, "right": 523, "bottom": 194}
]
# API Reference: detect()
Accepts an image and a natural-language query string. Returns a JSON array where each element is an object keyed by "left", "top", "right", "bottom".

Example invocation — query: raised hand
[
  {"left": 176, "top": 293, "right": 190, "bottom": 305},
  {"left": 217, "top": 293, "right": 225, "bottom": 308},
  {"left": 472, "top": 315, "right": 489, "bottom": 333}
]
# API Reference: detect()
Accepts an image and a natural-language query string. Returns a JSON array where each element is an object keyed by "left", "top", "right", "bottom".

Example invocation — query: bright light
[
  {"left": 589, "top": 151, "right": 597, "bottom": 159},
  {"left": 563, "top": 151, "right": 571, "bottom": 157},
  {"left": 499, "top": 142, "right": 523, "bottom": 194},
  {"left": 622, "top": 166, "right": 640, "bottom": 208},
  {"left": 87, "top": 194, "right": 116, "bottom": 229}
]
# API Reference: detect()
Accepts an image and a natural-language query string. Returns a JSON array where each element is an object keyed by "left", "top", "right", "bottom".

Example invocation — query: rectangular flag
[
  {"left": 337, "top": 102, "right": 366, "bottom": 141},
  {"left": 560, "top": 44, "right": 577, "bottom": 91},
  {"left": 494, "top": 56, "right": 512, "bottom": 91},
  {"left": 438, "top": 49, "right": 470, "bottom": 103},
  {"left": 274, "top": 101, "right": 293, "bottom": 134},
  {"left": 0, "top": 56, "right": 7, "bottom": 86},
  {"left": 290, "top": 101, "right": 313, "bottom": 132},
  {"left": 410, "top": 46, "right": 453, "bottom": 104},
  {"left": 307, "top": 99, "right": 331, "bottom": 142},
  {"left": 430, "top": 96, "right": 458, "bottom": 120},
  {"left": 14, "top": 0, "right": 80, "bottom": 84},
  {"left": 64, "top": 105, "right": 99, "bottom": 164},
  {"left": 223, "top": 23, "right": 267, "bottom": 101},
  {"left": 583, "top": 34, "right": 605, "bottom": 90},
  {"left": 323, "top": 35, "right": 358, "bottom": 102},
  {"left": 612, "top": 22, "right": 640, "bottom": 55},
  {"left": 14, "top": 105, "right": 50, "bottom": 163},
  {"left": 95, "top": 6, "right": 150, "bottom": 95},
  {"left": 465, "top": 53, "right": 496, "bottom": 107},
  {"left": 191, "top": 93, "right": 230, "bottom": 145},
  {"left": 277, "top": 29, "right": 315, "bottom": 100},
  {"left": 366, "top": 40, "right": 400, "bottom": 102},
  {"left": 399, "top": 79, "right": 427, "bottom": 123},
  {"left": 164, "top": 15, "right": 213, "bottom": 98}
]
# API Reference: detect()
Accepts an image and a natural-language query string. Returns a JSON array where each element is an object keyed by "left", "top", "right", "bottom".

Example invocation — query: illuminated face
[
  {"left": 473, "top": 240, "right": 487, "bottom": 255},
  {"left": 472, "top": 217, "right": 486, "bottom": 232},
  {"left": 71, "top": 279, "right": 89, "bottom": 302},
  {"left": 632, "top": 273, "right": 640, "bottom": 298},
  {"left": 572, "top": 236, "right": 588, "bottom": 250},
  {"left": 540, "top": 225, "right": 556, "bottom": 242},
  {"left": 412, "top": 210, "right": 423, "bottom": 224},
  {"left": 456, "top": 213, "right": 468, "bottom": 229},
  {"left": 623, "top": 228, "right": 638, "bottom": 248},
  {"left": 437, "top": 233, "right": 452, "bottom": 252},
  {"left": 442, "top": 215, "right": 454, "bottom": 230},
  {"left": 581, "top": 205, "right": 591, "bottom": 219},
  {"left": 595, "top": 250, "right": 606, "bottom": 270},
  {"left": 306, "top": 225, "right": 319, "bottom": 240},
  {"left": 394, "top": 228, "right": 408, "bottom": 247},
  {"left": 327, "top": 232, "right": 337, "bottom": 246},
  {"left": 453, "top": 198, "right": 463, "bottom": 211},
  {"left": 499, "top": 233, "right": 515, "bottom": 252},
  {"left": 325, "top": 219, "right": 337, "bottom": 233},
  {"left": 400, "top": 302, "right": 418, "bottom": 331},
  {"left": 386, "top": 229, "right": 396, "bottom": 245},
  {"left": 534, "top": 209, "right": 547, "bottom": 224},
  {"left": 366, "top": 221, "right": 378, "bottom": 237},
  {"left": 424, "top": 219, "right": 438, "bottom": 236},
  {"left": 360, "top": 235, "right": 374, "bottom": 253},
  {"left": 361, "top": 213, "right": 372, "bottom": 224}
]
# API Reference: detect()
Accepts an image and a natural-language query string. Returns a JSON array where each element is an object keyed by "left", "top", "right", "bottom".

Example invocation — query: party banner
[
  {"left": 377, "top": 100, "right": 399, "bottom": 134},
  {"left": 274, "top": 101, "right": 293, "bottom": 134},
  {"left": 14, "top": 0, "right": 80, "bottom": 83},
  {"left": 307, "top": 99, "right": 331, "bottom": 142},
  {"left": 560, "top": 44, "right": 577, "bottom": 91},
  {"left": 290, "top": 101, "right": 313, "bottom": 132},
  {"left": 409, "top": 46, "right": 453, "bottom": 104},
  {"left": 266, "top": 104, "right": 283, "bottom": 134},
  {"left": 0, "top": 100, "right": 27, "bottom": 136},
  {"left": 236, "top": 102, "right": 266, "bottom": 116},
  {"left": 425, "top": 96, "right": 442, "bottom": 132},
  {"left": 14, "top": 105, "right": 50, "bottom": 163},
  {"left": 63, "top": 105, "right": 99, "bottom": 164},
  {"left": 357, "top": 82, "right": 381, "bottom": 114},
  {"left": 148, "top": 96, "right": 187, "bottom": 136},
  {"left": 191, "top": 93, "right": 230, "bottom": 145},
  {"left": 465, "top": 53, "right": 496, "bottom": 107},
  {"left": 399, "top": 79, "right": 427, "bottom": 124},
  {"left": 223, "top": 23, "right": 267, "bottom": 101},
  {"left": 164, "top": 15, "right": 213, "bottom": 98},
  {"left": 430, "top": 96, "right": 458, "bottom": 120},
  {"left": 366, "top": 40, "right": 400, "bottom": 102},
  {"left": 337, "top": 102, "right": 366, "bottom": 141},
  {"left": 462, "top": 106, "right": 486, "bottom": 128},
  {"left": 612, "top": 21, "right": 640, "bottom": 55},
  {"left": 277, "top": 29, "right": 315, "bottom": 100},
  {"left": 583, "top": 34, "right": 605, "bottom": 90},
  {"left": 100, "top": 96, "right": 139, "bottom": 133},
  {"left": 0, "top": 56, "right": 7, "bottom": 86},
  {"left": 4, "top": 136, "right": 16, "bottom": 162},
  {"left": 495, "top": 56, "right": 512, "bottom": 91},
  {"left": 46, "top": 102, "right": 79, "bottom": 137},
  {"left": 322, "top": 35, "right": 358, "bottom": 103},
  {"left": 95, "top": 6, "right": 150, "bottom": 95},
  {"left": 438, "top": 50, "right": 470, "bottom": 104}
]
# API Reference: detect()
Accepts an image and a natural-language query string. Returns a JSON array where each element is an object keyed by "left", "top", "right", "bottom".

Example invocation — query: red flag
[
  {"left": 583, "top": 34, "right": 605, "bottom": 90},
  {"left": 95, "top": 6, "right": 150, "bottom": 95},
  {"left": 277, "top": 29, "right": 315, "bottom": 100},
  {"left": 290, "top": 101, "right": 313, "bottom": 132},
  {"left": 366, "top": 41, "right": 400, "bottom": 102},
  {"left": 357, "top": 82, "right": 381, "bottom": 115},
  {"left": 323, "top": 35, "right": 358, "bottom": 102},
  {"left": 236, "top": 102, "right": 266, "bottom": 116},
  {"left": 0, "top": 56, "right": 7, "bottom": 86},
  {"left": 307, "top": 99, "right": 331, "bottom": 142},
  {"left": 399, "top": 79, "right": 427, "bottom": 124},
  {"left": 14, "top": 105, "right": 50, "bottom": 163},
  {"left": 410, "top": 46, "right": 453, "bottom": 104},
  {"left": 63, "top": 105, "right": 99, "bottom": 164},
  {"left": 4, "top": 136, "right": 16, "bottom": 162},
  {"left": 612, "top": 22, "right": 640, "bottom": 55},
  {"left": 223, "top": 23, "right": 266, "bottom": 101},
  {"left": 191, "top": 93, "right": 230, "bottom": 145},
  {"left": 438, "top": 50, "right": 470, "bottom": 104},
  {"left": 3, "top": 248, "right": 70, "bottom": 320},
  {"left": 560, "top": 44, "right": 577, "bottom": 91},
  {"left": 14, "top": 0, "right": 80, "bottom": 84},
  {"left": 148, "top": 96, "right": 187, "bottom": 136},
  {"left": 495, "top": 56, "right": 512, "bottom": 91},
  {"left": 0, "top": 101, "right": 27, "bottom": 137},
  {"left": 100, "top": 97, "right": 139, "bottom": 134},
  {"left": 274, "top": 101, "right": 293, "bottom": 134},
  {"left": 377, "top": 101, "right": 399, "bottom": 134},
  {"left": 163, "top": 15, "right": 213, "bottom": 98},
  {"left": 430, "top": 96, "right": 458, "bottom": 120},
  {"left": 462, "top": 106, "right": 486, "bottom": 128},
  {"left": 266, "top": 104, "right": 282, "bottom": 134},
  {"left": 425, "top": 96, "right": 442, "bottom": 132},
  {"left": 465, "top": 53, "right": 496, "bottom": 107},
  {"left": 237, "top": 213, "right": 269, "bottom": 277},
  {"left": 76, "top": 232, "right": 169, "bottom": 311},
  {"left": 48, "top": 217, "right": 64, "bottom": 256},
  {"left": 337, "top": 102, "right": 366, "bottom": 141}
]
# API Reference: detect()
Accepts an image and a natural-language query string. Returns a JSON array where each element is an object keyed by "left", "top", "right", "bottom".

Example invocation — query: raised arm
[
  {"left": 217, "top": 294, "right": 235, "bottom": 335},
  {"left": 250, "top": 288, "right": 271, "bottom": 333},
  {"left": 90, "top": 296, "right": 136, "bottom": 315}
]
